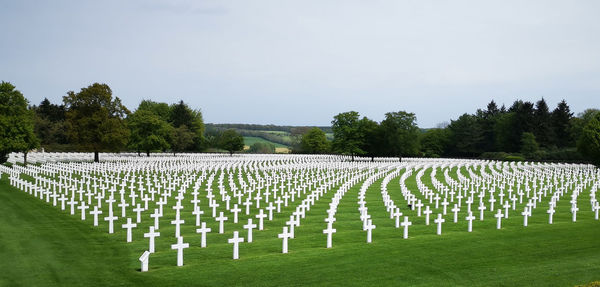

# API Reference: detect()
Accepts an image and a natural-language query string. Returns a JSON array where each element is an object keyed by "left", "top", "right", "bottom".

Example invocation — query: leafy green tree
[
  {"left": 331, "top": 111, "right": 363, "bottom": 160},
  {"left": 420, "top": 128, "right": 450, "bottom": 157},
  {"left": 63, "top": 83, "right": 130, "bottom": 162},
  {"left": 552, "top": 100, "right": 574, "bottom": 148},
  {"left": 358, "top": 117, "right": 382, "bottom": 160},
  {"left": 137, "top": 100, "right": 170, "bottom": 122},
  {"left": 218, "top": 129, "right": 244, "bottom": 155},
  {"left": 301, "top": 127, "right": 330, "bottom": 154},
  {"left": 169, "top": 100, "right": 205, "bottom": 150},
  {"left": 520, "top": 132, "right": 539, "bottom": 157},
  {"left": 578, "top": 112, "right": 600, "bottom": 166},
  {"left": 171, "top": 125, "right": 195, "bottom": 155},
  {"left": 127, "top": 110, "right": 172, "bottom": 156},
  {"left": 248, "top": 142, "right": 276, "bottom": 154},
  {"left": 572, "top": 109, "right": 600, "bottom": 145},
  {"left": 0, "top": 82, "right": 39, "bottom": 165},
  {"left": 380, "top": 111, "right": 420, "bottom": 158}
]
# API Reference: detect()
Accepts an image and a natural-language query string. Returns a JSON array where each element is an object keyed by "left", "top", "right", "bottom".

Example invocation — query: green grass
[
  {"left": 1, "top": 166, "right": 600, "bottom": 286},
  {"left": 243, "top": 136, "right": 289, "bottom": 148}
]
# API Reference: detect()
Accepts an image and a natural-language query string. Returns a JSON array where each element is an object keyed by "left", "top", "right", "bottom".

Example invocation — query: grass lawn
[{"left": 1, "top": 165, "right": 599, "bottom": 286}]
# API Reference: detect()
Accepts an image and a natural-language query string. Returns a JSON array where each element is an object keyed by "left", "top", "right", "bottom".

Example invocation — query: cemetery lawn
[{"left": 1, "top": 173, "right": 600, "bottom": 287}]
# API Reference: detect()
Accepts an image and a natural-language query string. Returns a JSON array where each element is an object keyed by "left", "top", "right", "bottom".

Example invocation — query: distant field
[{"left": 243, "top": 136, "right": 290, "bottom": 153}]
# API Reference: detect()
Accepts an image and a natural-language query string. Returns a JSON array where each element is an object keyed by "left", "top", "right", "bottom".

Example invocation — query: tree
[
  {"left": 168, "top": 100, "right": 205, "bottom": 151},
  {"left": 447, "top": 114, "right": 484, "bottom": 157},
  {"left": 578, "top": 112, "right": 600, "bottom": 166},
  {"left": 331, "top": 111, "right": 363, "bottom": 160},
  {"left": 248, "top": 142, "right": 276, "bottom": 154},
  {"left": 137, "top": 100, "right": 170, "bottom": 122},
  {"left": 171, "top": 125, "right": 195, "bottom": 155},
  {"left": 301, "top": 127, "right": 330, "bottom": 154},
  {"left": 218, "top": 129, "right": 244, "bottom": 155},
  {"left": 358, "top": 117, "right": 382, "bottom": 160},
  {"left": 127, "top": 110, "right": 172, "bottom": 156},
  {"left": 0, "top": 82, "right": 39, "bottom": 165},
  {"left": 379, "top": 111, "right": 420, "bottom": 158},
  {"left": 520, "top": 132, "right": 539, "bottom": 157},
  {"left": 533, "top": 98, "right": 554, "bottom": 148},
  {"left": 420, "top": 128, "right": 450, "bottom": 158},
  {"left": 552, "top": 100, "right": 574, "bottom": 148},
  {"left": 572, "top": 109, "right": 600, "bottom": 145},
  {"left": 63, "top": 83, "right": 130, "bottom": 162},
  {"left": 32, "top": 98, "right": 68, "bottom": 150}
]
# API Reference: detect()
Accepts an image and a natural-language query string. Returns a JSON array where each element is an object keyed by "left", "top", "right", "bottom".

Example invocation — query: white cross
[
  {"left": 547, "top": 207, "right": 555, "bottom": 224},
  {"left": 451, "top": 205, "right": 460, "bottom": 223},
  {"left": 171, "top": 216, "right": 185, "bottom": 238},
  {"left": 144, "top": 226, "right": 160, "bottom": 253},
  {"left": 466, "top": 212, "right": 476, "bottom": 232},
  {"left": 393, "top": 208, "right": 403, "bottom": 228},
  {"left": 228, "top": 231, "right": 244, "bottom": 260},
  {"left": 434, "top": 214, "right": 445, "bottom": 235},
  {"left": 255, "top": 209, "right": 267, "bottom": 230},
  {"left": 122, "top": 217, "right": 137, "bottom": 242},
  {"left": 400, "top": 216, "right": 412, "bottom": 239},
  {"left": 423, "top": 206, "right": 433, "bottom": 225},
  {"left": 494, "top": 209, "right": 504, "bottom": 229},
  {"left": 231, "top": 204, "right": 241, "bottom": 223},
  {"left": 216, "top": 212, "right": 228, "bottom": 234},
  {"left": 171, "top": 236, "right": 189, "bottom": 266},
  {"left": 266, "top": 203, "right": 276, "bottom": 220},
  {"left": 478, "top": 204, "right": 486, "bottom": 221},
  {"left": 192, "top": 206, "right": 204, "bottom": 226},
  {"left": 364, "top": 219, "right": 376, "bottom": 243},
  {"left": 278, "top": 226, "right": 293, "bottom": 253},
  {"left": 77, "top": 202, "right": 89, "bottom": 220},
  {"left": 150, "top": 208, "right": 161, "bottom": 230},
  {"left": 90, "top": 206, "right": 102, "bottom": 226},
  {"left": 196, "top": 222, "right": 212, "bottom": 248},
  {"left": 323, "top": 223, "right": 336, "bottom": 248},
  {"left": 104, "top": 214, "right": 118, "bottom": 234},
  {"left": 522, "top": 207, "right": 531, "bottom": 227},
  {"left": 243, "top": 218, "right": 257, "bottom": 243},
  {"left": 133, "top": 204, "right": 144, "bottom": 223},
  {"left": 571, "top": 205, "right": 579, "bottom": 222}
]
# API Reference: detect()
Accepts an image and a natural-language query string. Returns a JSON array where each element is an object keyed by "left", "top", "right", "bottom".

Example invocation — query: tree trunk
[
  {"left": 371, "top": 156, "right": 374, "bottom": 162},
  {"left": 229, "top": 150, "right": 233, "bottom": 156},
  {"left": 146, "top": 150, "right": 150, "bottom": 157},
  {"left": 137, "top": 150, "right": 141, "bottom": 156},
  {"left": 94, "top": 151, "right": 99, "bottom": 162},
  {"left": 23, "top": 152, "right": 28, "bottom": 166}
]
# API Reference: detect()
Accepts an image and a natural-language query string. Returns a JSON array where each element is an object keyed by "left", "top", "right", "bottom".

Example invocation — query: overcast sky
[{"left": 1, "top": 0, "right": 599, "bottom": 127}]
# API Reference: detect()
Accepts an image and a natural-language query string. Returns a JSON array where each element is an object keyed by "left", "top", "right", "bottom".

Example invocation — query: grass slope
[{"left": 1, "top": 167, "right": 599, "bottom": 286}]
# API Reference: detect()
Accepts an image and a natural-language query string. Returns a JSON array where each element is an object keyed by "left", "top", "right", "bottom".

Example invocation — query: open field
[
  {"left": 244, "top": 136, "right": 290, "bottom": 153},
  {"left": 1, "top": 155, "right": 599, "bottom": 286}
]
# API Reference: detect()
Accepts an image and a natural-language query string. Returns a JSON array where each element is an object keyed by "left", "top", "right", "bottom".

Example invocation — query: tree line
[
  {"left": 294, "top": 100, "right": 600, "bottom": 165},
  {"left": 0, "top": 82, "right": 245, "bottom": 163},
  {"left": 2, "top": 80, "right": 600, "bottom": 165}
]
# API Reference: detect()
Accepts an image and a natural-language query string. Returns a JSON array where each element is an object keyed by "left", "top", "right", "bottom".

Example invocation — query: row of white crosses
[{"left": 5, "top": 154, "right": 599, "bottom": 271}]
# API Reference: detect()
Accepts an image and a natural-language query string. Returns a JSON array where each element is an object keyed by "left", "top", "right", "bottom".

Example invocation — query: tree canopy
[
  {"left": 0, "top": 82, "right": 39, "bottom": 164},
  {"left": 301, "top": 127, "right": 330, "bottom": 154},
  {"left": 127, "top": 110, "right": 172, "bottom": 156},
  {"left": 63, "top": 83, "right": 130, "bottom": 162},
  {"left": 218, "top": 129, "right": 244, "bottom": 155}
]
